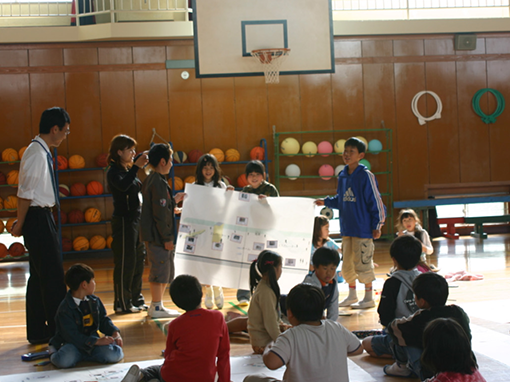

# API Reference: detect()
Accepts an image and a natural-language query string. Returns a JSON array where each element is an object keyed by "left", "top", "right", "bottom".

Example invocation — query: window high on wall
[{"left": 333, "top": 0, "right": 510, "bottom": 20}]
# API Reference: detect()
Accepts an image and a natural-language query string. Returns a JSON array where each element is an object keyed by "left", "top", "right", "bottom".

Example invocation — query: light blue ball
[
  {"left": 360, "top": 159, "right": 371, "bottom": 171},
  {"left": 368, "top": 139, "right": 382, "bottom": 154}
]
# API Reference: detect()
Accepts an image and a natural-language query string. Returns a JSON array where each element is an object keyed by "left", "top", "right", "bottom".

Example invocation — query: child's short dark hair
[
  {"left": 146, "top": 143, "right": 172, "bottom": 174},
  {"left": 39, "top": 107, "right": 71, "bottom": 134},
  {"left": 390, "top": 235, "right": 422, "bottom": 270},
  {"left": 344, "top": 137, "right": 366, "bottom": 153},
  {"left": 169, "top": 274, "right": 203, "bottom": 311},
  {"left": 412, "top": 273, "right": 448, "bottom": 307},
  {"left": 312, "top": 247, "right": 340, "bottom": 268},
  {"left": 245, "top": 160, "right": 265, "bottom": 176},
  {"left": 65, "top": 263, "right": 94, "bottom": 291},
  {"left": 421, "top": 318, "right": 478, "bottom": 375},
  {"left": 286, "top": 284, "right": 325, "bottom": 322}
]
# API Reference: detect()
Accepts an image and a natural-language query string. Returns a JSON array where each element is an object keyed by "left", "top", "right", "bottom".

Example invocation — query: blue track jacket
[{"left": 324, "top": 164, "right": 386, "bottom": 238}]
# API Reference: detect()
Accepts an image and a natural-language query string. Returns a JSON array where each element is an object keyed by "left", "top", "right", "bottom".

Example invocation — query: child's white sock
[
  {"left": 363, "top": 286, "right": 373, "bottom": 302},
  {"left": 348, "top": 286, "right": 357, "bottom": 300}
]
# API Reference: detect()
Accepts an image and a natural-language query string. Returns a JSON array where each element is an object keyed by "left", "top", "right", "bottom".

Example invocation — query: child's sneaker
[
  {"left": 204, "top": 286, "right": 214, "bottom": 309},
  {"left": 338, "top": 296, "right": 358, "bottom": 307},
  {"left": 213, "top": 286, "right": 224, "bottom": 309},
  {"left": 121, "top": 364, "right": 141, "bottom": 382},
  {"left": 351, "top": 299, "right": 375, "bottom": 309},
  {"left": 148, "top": 303, "right": 180, "bottom": 318},
  {"left": 383, "top": 362, "right": 413, "bottom": 377}
]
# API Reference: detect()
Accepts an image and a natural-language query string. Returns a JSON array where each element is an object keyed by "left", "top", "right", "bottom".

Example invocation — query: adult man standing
[{"left": 12, "top": 107, "right": 70, "bottom": 344}]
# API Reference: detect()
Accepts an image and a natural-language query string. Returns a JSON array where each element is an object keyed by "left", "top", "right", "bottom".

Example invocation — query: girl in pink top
[{"left": 422, "top": 318, "right": 486, "bottom": 382}]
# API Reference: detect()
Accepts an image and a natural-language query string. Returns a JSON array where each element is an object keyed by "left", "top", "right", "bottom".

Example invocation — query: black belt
[{"left": 29, "top": 206, "right": 54, "bottom": 212}]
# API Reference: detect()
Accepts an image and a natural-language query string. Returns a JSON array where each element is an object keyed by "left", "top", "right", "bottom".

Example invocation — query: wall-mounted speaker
[{"left": 454, "top": 34, "right": 477, "bottom": 51}]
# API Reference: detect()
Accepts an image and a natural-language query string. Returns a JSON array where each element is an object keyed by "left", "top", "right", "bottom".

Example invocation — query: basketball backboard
[{"left": 192, "top": 0, "right": 335, "bottom": 79}]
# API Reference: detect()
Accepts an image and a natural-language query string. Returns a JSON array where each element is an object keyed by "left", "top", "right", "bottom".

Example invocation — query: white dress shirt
[{"left": 17, "top": 136, "right": 57, "bottom": 208}]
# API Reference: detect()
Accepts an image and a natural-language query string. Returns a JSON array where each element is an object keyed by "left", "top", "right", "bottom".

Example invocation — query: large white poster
[{"left": 175, "top": 184, "right": 315, "bottom": 293}]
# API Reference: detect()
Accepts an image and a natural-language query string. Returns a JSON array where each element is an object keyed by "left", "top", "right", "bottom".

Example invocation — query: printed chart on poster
[{"left": 175, "top": 184, "right": 315, "bottom": 293}]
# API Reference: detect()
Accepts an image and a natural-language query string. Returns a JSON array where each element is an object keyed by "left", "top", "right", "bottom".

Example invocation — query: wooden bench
[{"left": 465, "top": 215, "right": 510, "bottom": 239}]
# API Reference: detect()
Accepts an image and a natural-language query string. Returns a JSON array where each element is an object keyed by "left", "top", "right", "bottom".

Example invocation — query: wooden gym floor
[{"left": 0, "top": 235, "right": 510, "bottom": 381}]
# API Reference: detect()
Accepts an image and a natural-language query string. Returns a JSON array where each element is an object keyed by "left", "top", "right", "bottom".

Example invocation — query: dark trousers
[
  {"left": 111, "top": 215, "right": 146, "bottom": 311},
  {"left": 22, "top": 207, "right": 66, "bottom": 342},
  {"left": 141, "top": 364, "right": 166, "bottom": 382}
]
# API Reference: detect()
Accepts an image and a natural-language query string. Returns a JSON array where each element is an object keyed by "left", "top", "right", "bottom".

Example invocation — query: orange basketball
[
  {"left": 187, "top": 149, "right": 203, "bottom": 163},
  {"left": 2, "top": 148, "right": 19, "bottom": 163},
  {"left": 6, "top": 218, "right": 16, "bottom": 233},
  {"left": 237, "top": 174, "right": 249, "bottom": 188},
  {"left": 184, "top": 175, "right": 196, "bottom": 184},
  {"left": 73, "top": 236, "right": 90, "bottom": 251},
  {"left": 0, "top": 172, "right": 5, "bottom": 185},
  {"left": 168, "top": 176, "right": 184, "bottom": 191},
  {"left": 209, "top": 148, "right": 225, "bottom": 163},
  {"left": 0, "top": 219, "right": 4, "bottom": 233},
  {"left": 84, "top": 207, "right": 101, "bottom": 223},
  {"left": 250, "top": 146, "right": 265, "bottom": 160},
  {"left": 0, "top": 243, "right": 7, "bottom": 258},
  {"left": 62, "top": 237, "right": 73, "bottom": 252},
  {"left": 106, "top": 235, "right": 113, "bottom": 249},
  {"left": 53, "top": 210, "right": 68, "bottom": 225},
  {"left": 0, "top": 196, "right": 3, "bottom": 210},
  {"left": 68, "top": 154, "right": 85, "bottom": 169},
  {"left": 56, "top": 155, "right": 68, "bottom": 170},
  {"left": 68, "top": 209, "right": 85, "bottom": 224},
  {"left": 70, "top": 183, "right": 87, "bottom": 197},
  {"left": 9, "top": 242, "right": 25, "bottom": 257},
  {"left": 18, "top": 146, "right": 27, "bottom": 160},
  {"left": 6, "top": 170, "right": 18, "bottom": 186},
  {"left": 86, "top": 181, "right": 104, "bottom": 196},
  {"left": 96, "top": 153, "right": 108, "bottom": 168},
  {"left": 225, "top": 148, "right": 241, "bottom": 162},
  {"left": 4, "top": 195, "right": 18, "bottom": 210},
  {"left": 90, "top": 235, "right": 106, "bottom": 250}
]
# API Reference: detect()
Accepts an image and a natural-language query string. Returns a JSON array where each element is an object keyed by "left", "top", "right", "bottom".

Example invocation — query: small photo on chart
[
  {"left": 230, "top": 234, "right": 243, "bottom": 243},
  {"left": 253, "top": 242, "right": 264, "bottom": 251},
  {"left": 212, "top": 242, "right": 224, "bottom": 251},
  {"left": 247, "top": 253, "right": 258, "bottom": 262},
  {"left": 239, "top": 193, "right": 250, "bottom": 202},
  {"left": 179, "top": 224, "right": 191, "bottom": 233},
  {"left": 267, "top": 240, "right": 278, "bottom": 248},
  {"left": 185, "top": 236, "right": 198, "bottom": 245},
  {"left": 236, "top": 216, "right": 249, "bottom": 226},
  {"left": 183, "top": 244, "right": 196, "bottom": 254},
  {"left": 285, "top": 258, "right": 297, "bottom": 267}
]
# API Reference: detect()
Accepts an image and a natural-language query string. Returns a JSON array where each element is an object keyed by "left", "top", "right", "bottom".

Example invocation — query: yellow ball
[
  {"left": 4, "top": 195, "right": 18, "bottom": 210},
  {"left": 90, "top": 235, "right": 106, "bottom": 250},
  {"left": 69, "top": 155, "right": 86, "bottom": 169},
  {"left": 209, "top": 148, "right": 225, "bottom": 163},
  {"left": 2, "top": 148, "right": 19, "bottom": 163},
  {"left": 7, "top": 170, "right": 18, "bottom": 186},
  {"left": 168, "top": 176, "right": 184, "bottom": 191},
  {"left": 184, "top": 175, "right": 196, "bottom": 184},
  {"left": 73, "top": 236, "right": 90, "bottom": 251},
  {"left": 301, "top": 141, "right": 318, "bottom": 157},
  {"left": 225, "top": 148, "right": 240, "bottom": 162},
  {"left": 334, "top": 139, "right": 346, "bottom": 154},
  {"left": 355, "top": 136, "right": 368, "bottom": 150},
  {"left": 281, "top": 138, "right": 300, "bottom": 156}
]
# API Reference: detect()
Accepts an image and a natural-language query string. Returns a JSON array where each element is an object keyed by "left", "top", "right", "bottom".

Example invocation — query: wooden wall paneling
[
  {"left": 393, "top": 39, "right": 424, "bottom": 57},
  {"left": 334, "top": 40, "right": 362, "bottom": 59},
  {"left": 133, "top": 70, "right": 170, "bottom": 151},
  {"left": 28, "top": 49, "right": 63, "bottom": 67},
  {"left": 485, "top": 37, "right": 510, "bottom": 54},
  {"left": 0, "top": 49, "right": 28, "bottom": 67},
  {"left": 362, "top": 40, "right": 393, "bottom": 57},
  {"left": 98, "top": 47, "right": 133, "bottom": 65},
  {"left": 63, "top": 48, "right": 98, "bottom": 66},
  {"left": 487, "top": 60, "right": 510, "bottom": 181},
  {"left": 133, "top": 46, "right": 166, "bottom": 64},
  {"left": 424, "top": 61, "right": 461, "bottom": 184},
  {"left": 266, "top": 76, "right": 301, "bottom": 194},
  {"left": 362, "top": 63, "right": 397, "bottom": 203},
  {"left": 29, "top": 73, "right": 66, "bottom": 149},
  {"left": 456, "top": 61, "right": 490, "bottom": 183},
  {"left": 167, "top": 69, "right": 203, "bottom": 153},
  {"left": 0, "top": 74, "right": 32, "bottom": 150},
  {"left": 166, "top": 44, "right": 194, "bottom": 60},
  {"left": 424, "top": 38, "right": 455, "bottom": 56},
  {"left": 332, "top": 64, "right": 364, "bottom": 130},
  {"left": 394, "top": 63, "right": 428, "bottom": 200},
  {"left": 99, "top": 71, "right": 136, "bottom": 153}
]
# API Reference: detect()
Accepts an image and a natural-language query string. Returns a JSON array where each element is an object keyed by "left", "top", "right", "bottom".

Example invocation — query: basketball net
[{"left": 251, "top": 48, "right": 290, "bottom": 84}]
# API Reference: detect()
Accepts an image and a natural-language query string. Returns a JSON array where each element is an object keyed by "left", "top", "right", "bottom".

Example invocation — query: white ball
[
  {"left": 320, "top": 207, "right": 334, "bottom": 220},
  {"left": 335, "top": 165, "right": 345, "bottom": 176},
  {"left": 285, "top": 164, "right": 301, "bottom": 180}
]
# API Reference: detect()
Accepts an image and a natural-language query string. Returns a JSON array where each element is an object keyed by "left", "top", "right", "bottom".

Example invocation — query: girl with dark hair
[
  {"left": 311, "top": 215, "right": 343, "bottom": 281},
  {"left": 397, "top": 209, "right": 437, "bottom": 273},
  {"left": 106, "top": 134, "right": 148, "bottom": 314},
  {"left": 247, "top": 250, "right": 287, "bottom": 354},
  {"left": 421, "top": 318, "right": 486, "bottom": 382},
  {"left": 192, "top": 153, "right": 234, "bottom": 309}
]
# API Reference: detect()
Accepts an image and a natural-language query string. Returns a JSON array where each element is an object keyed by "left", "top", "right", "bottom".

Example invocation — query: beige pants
[{"left": 341, "top": 236, "right": 375, "bottom": 284}]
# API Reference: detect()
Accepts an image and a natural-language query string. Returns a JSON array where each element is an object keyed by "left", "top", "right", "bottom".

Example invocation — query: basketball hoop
[{"left": 251, "top": 48, "right": 290, "bottom": 84}]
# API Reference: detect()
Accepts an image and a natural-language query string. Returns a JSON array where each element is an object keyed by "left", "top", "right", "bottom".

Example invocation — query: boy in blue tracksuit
[{"left": 316, "top": 137, "right": 386, "bottom": 309}]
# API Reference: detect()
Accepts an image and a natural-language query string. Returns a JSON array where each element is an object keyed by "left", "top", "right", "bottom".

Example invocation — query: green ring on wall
[{"left": 472, "top": 88, "right": 505, "bottom": 124}]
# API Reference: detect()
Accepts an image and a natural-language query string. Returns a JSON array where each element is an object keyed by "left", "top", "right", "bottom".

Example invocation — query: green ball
[{"left": 359, "top": 159, "right": 371, "bottom": 171}]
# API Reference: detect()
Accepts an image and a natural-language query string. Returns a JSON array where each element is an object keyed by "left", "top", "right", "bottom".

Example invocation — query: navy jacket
[
  {"left": 107, "top": 162, "right": 143, "bottom": 219},
  {"left": 50, "top": 291, "right": 119, "bottom": 354}
]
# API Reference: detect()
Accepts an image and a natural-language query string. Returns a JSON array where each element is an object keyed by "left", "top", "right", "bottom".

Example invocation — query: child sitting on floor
[
  {"left": 49, "top": 264, "right": 123, "bottom": 369},
  {"left": 244, "top": 284, "right": 363, "bottom": 382},
  {"left": 122, "top": 274, "right": 230, "bottom": 382}
]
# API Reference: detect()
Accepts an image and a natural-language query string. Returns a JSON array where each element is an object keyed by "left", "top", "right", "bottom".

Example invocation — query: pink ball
[
  {"left": 317, "top": 141, "right": 333, "bottom": 157},
  {"left": 319, "top": 164, "right": 335, "bottom": 180}
]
